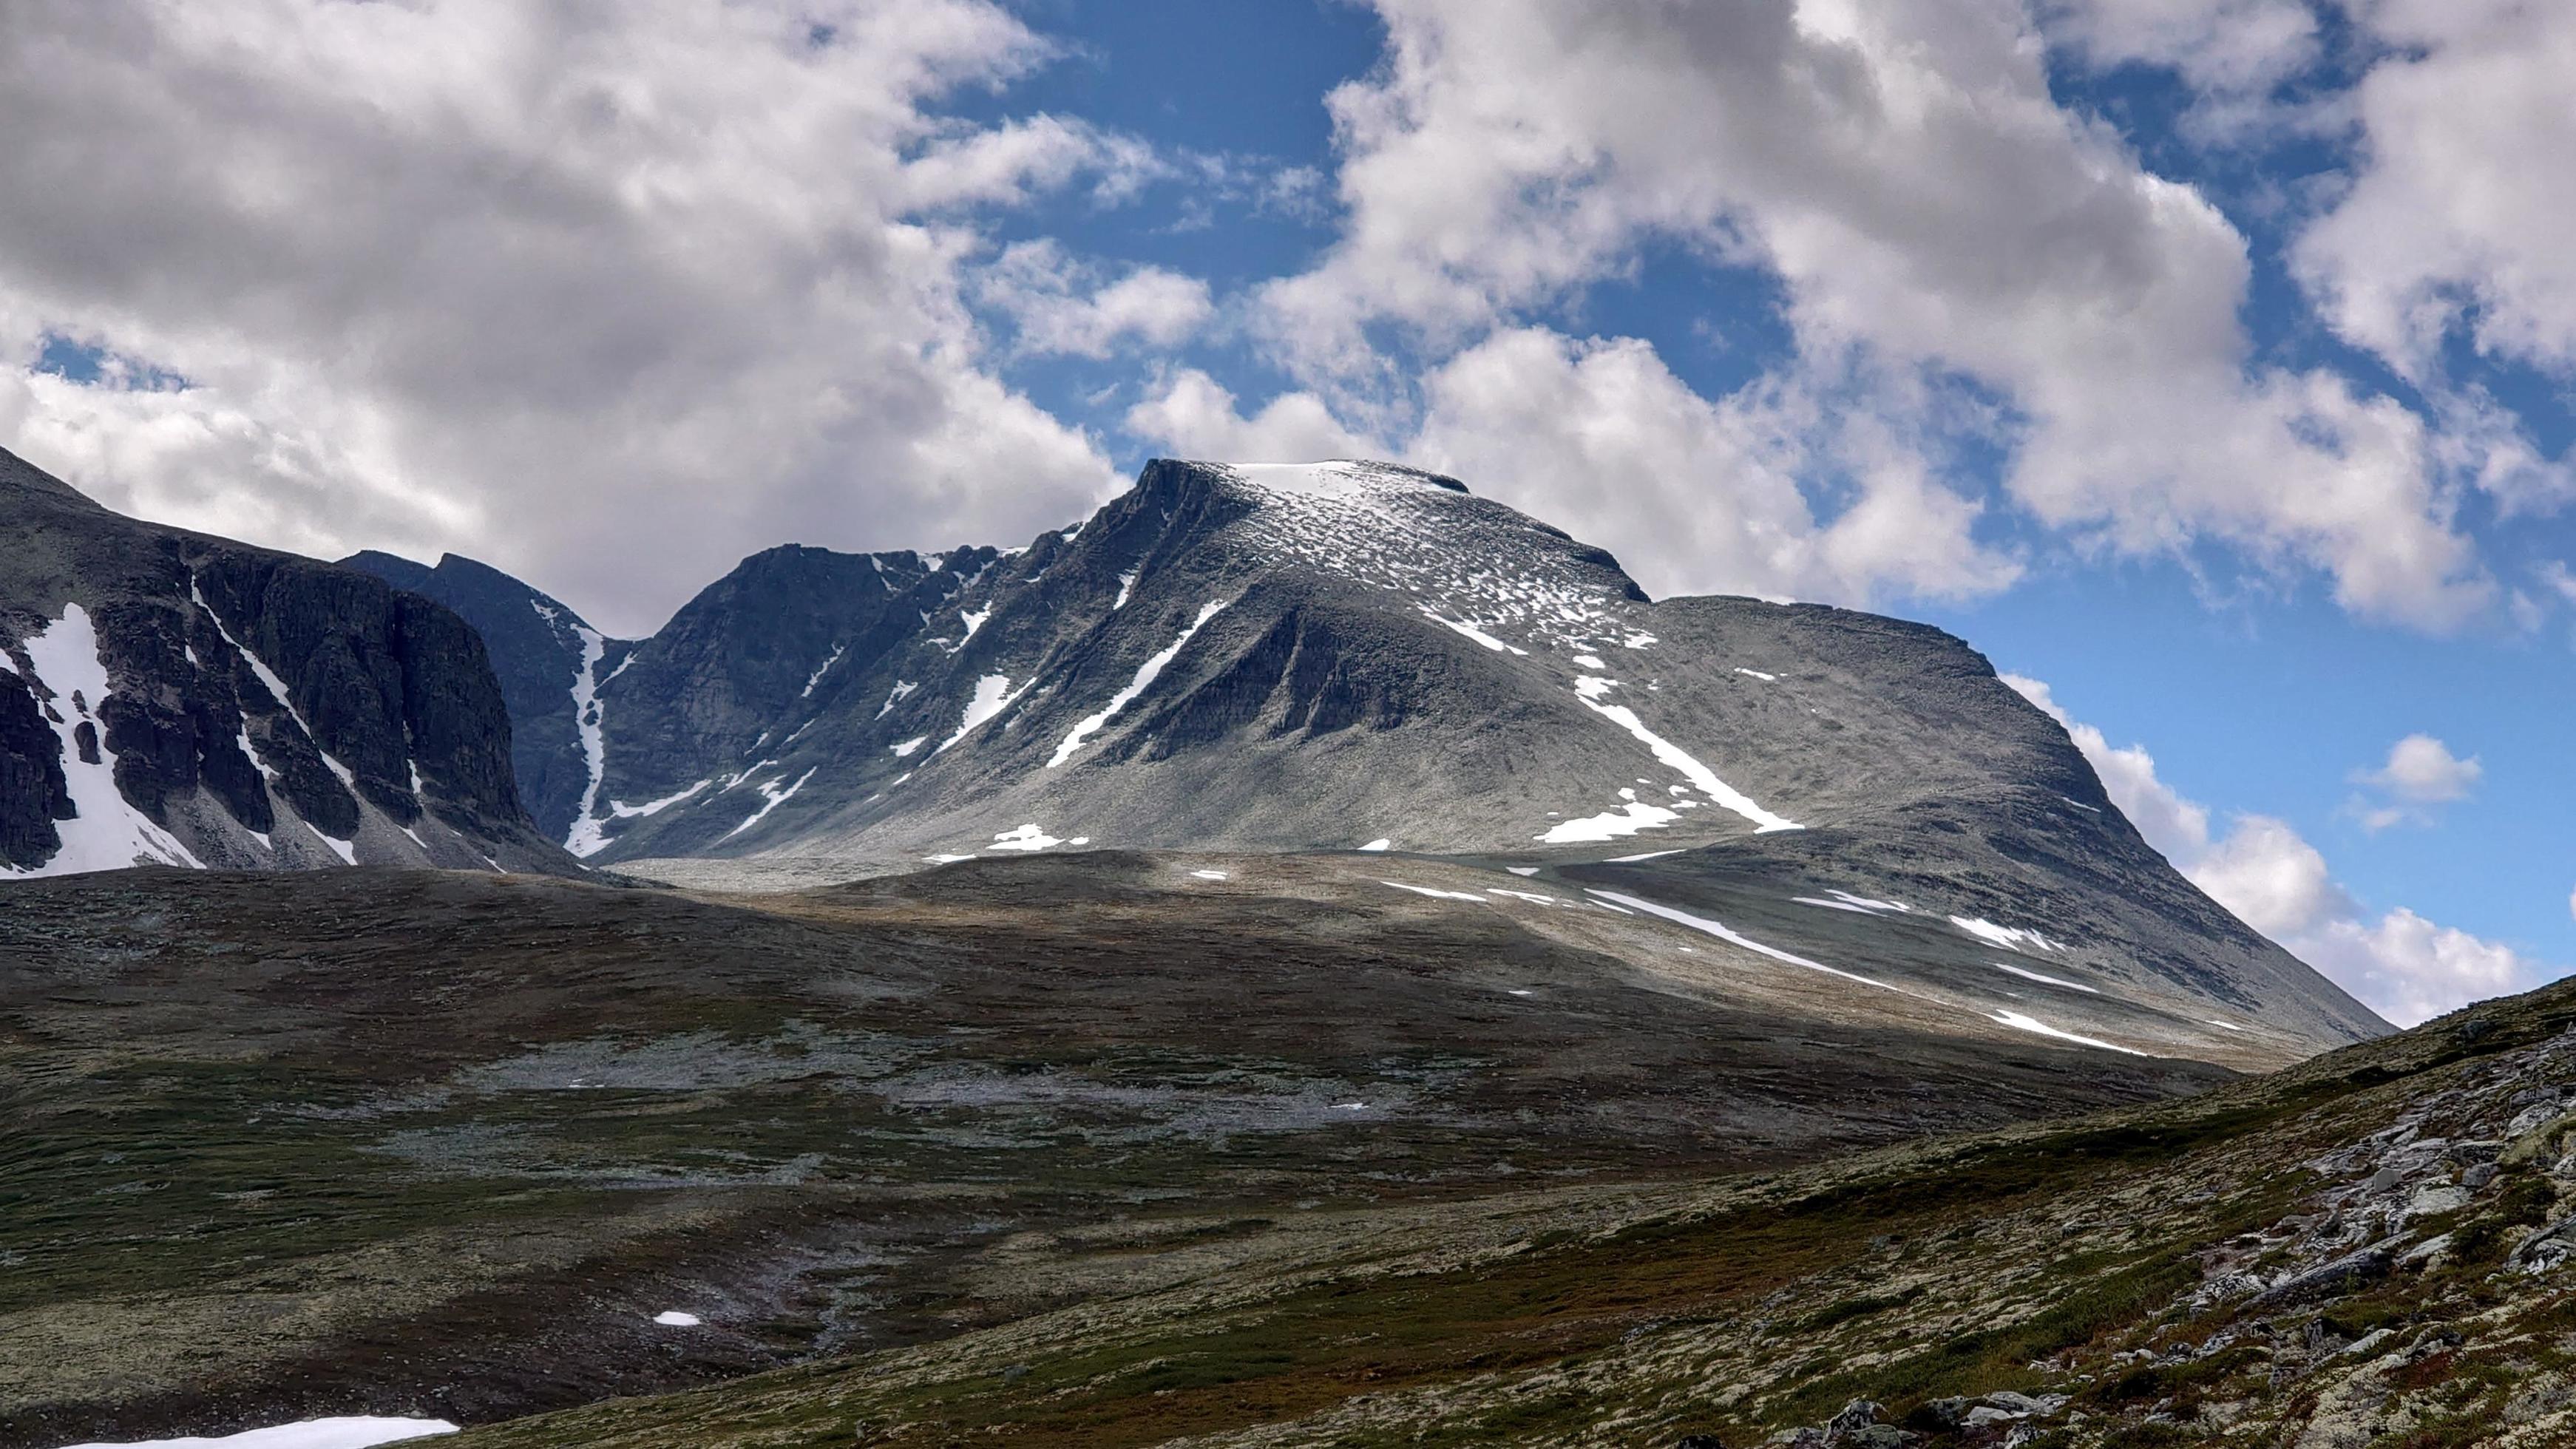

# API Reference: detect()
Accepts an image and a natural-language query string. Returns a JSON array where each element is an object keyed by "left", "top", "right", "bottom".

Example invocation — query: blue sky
[{"left": 1, "top": 0, "right": 2568, "bottom": 1022}]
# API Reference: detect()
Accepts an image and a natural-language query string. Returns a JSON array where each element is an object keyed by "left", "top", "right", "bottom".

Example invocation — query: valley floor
[{"left": 17, "top": 858, "right": 2568, "bottom": 1448}]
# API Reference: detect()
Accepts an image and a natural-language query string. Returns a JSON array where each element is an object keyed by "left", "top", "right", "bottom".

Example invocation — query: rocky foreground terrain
[{"left": 438, "top": 929, "right": 2576, "bottom": 1448}]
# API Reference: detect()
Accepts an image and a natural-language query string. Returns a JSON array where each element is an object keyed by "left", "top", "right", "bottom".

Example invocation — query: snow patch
[
  {"left": 1586, "top": 890, "right": 1905, "bottom": 995},
  {"left": 1506, "top": 866, "right": 1541, "bottom": 877},
  {"left": 1605, "top": 848, "right": 1684, "bottom": 863},
  {"left": 1990, "top": 1010, "right": 2144, "bottom": 1056},
  {"left": 1794, "top": 889, "right": 1912, "bottom": 916},
  {"left": 654, "top": 1310, "right": 702, "bottom": 1327},
  {"left": 1734, "top": 668, "right": 1777, "bottom": 682},
  {"left": 560, "top": 625, "right": 615, "bottom": 856},
  {"left": 1539, "top": 799, "right": 1678, "bottom": 844},
  {"left": 605, "top": 780, "right": 711, "bottom": 821},
  {"left": 987, "top": 823, "right": 1070, "bottom": 852},
  {"left": 1190, "top": 869, "right": 1228, "bottom": 880},
  {"left": 309, "top": 824, "right": 358, "bottom": 867},
  {"left": 725, "top": 768, "right": 816, "bottom": 839},
  {"left": 1571, "top": 654, "right": 1605, "bottom": 669},
  {"left": 50, "top": 1417, "right": 461, "bottom": 1449},
  {"left": 1114, "top": 571, "right": 1136, "bottom": 609},
  {"left": 1049, "top": 598, "right": 1230, "bottom": 767},
  {"left": 889, "top": 736, "right": 927, "bottom": 758},
  {"left": 1419, "top": 607, "right": 1528, "bottom": 656},
  {"left": 1566, "top": 677, "right": 1800, "bottom": 832},
  {"left": 878, "top": 680, "right": 918, "bottom": 719},
  {"left": 1381, "top": 880, "right": 1485, "bottom": 903},
  {"left": 1951, "top": 916, "right": 2063, "bottom": 954},
  {"left": 800, "top": 644, "right": 846, "bottom": 697},
  {"left": 5, "top": 604, "right": 206, "bottom": 875},
  {"left": 1992, "top": 961, "right": 2100, "bottom": 994},
  {"left": 1358, "top": 838, "right": 1392, "bottom": 852},
  {"left": 937, "top": 674, "right": 1028, "bottom": 754}
]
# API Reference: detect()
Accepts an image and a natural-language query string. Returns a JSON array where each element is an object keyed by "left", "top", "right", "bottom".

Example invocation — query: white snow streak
[
  {"left": 1419, "top": 608, "right": 1528, "bottom": 656},
  {"left": 801, "top": 644, "right": 845, "bottom": 698},
  {"left": 878, "top": 680, "right": 918, "bottom": 719},
  {"left": 1951, "top": 916, "right": 2064, "bottom": 954},
  {"left": 4, "top": 605, "right": 205, "bottom": 875},
  {"left": 725, "top": 767, "right": 816, "bottom": 839},
  {"left": 1381, "top": 880, "right": 1486, "bottom": 903},
  {"left": 1114, "top": 572, "right": 1136, "bottom": 609},
  {"left": 562, "top": 625, "right": 616, "bottom": 856},
  {"left": 937, "top": 673, "right": 1028, "bottom": 754},
  {"left": 988, "top": 823, "right": 1086, "bottom": 852},
  {"left": 1585, "top": 890, "right": 1904, "bottom": 994},
  {"left": 1539, "top": 796, "right": 1679, "bottom": 844},
  {"left": 889, "top": 736, "right": 928, "bottom": 758},
  {"left": 1990, "top": 1010, "right": 2144, "bottom": 1056},
  {"left": 1049, "top": 598, "right": 1230, "bottom": 767},
  {"left": 1567, "top": 677, "right": 1799, "bottom": 832},
  {"left": 50, "top": 1416, "right": 461, "bottom": 1449},
  {"left": 194, "top": 582, "right": 362, "bottom": 794},
  {"left": 1992, "top": 961, "right": 2099, "bottom": 994}
]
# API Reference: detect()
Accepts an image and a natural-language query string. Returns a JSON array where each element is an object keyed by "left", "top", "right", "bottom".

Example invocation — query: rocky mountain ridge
[
  {"left": 364, "top": 458, "right": 2385, "bottom": 1056},
  {"left": 0, "top": 446, "right": 572, "bottom": 876}
]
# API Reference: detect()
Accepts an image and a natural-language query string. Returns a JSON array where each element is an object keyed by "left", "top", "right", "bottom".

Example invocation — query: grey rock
[
  {"left": 0, "top": 447, "right": 571, "bottom": 875},
  {"left": 2251, "top": 1243, "right": 2395, "bottom": 1309}
]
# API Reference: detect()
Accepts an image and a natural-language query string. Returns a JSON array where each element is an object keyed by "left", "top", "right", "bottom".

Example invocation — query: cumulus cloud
[
  {"left": 1205, "top": 0, "right": 2495, "bottom": 627},
  {"left": 2297, "top": 7, "right": 2576, "bottom": 380},
  {"left": 0, "top": 0, "right": 1137, "bottom": 634},
  {"left": 2383, "top": 741, "right": 2472, "bottom": 803},
  {"left": 976, "top": 240, "right": 1213, "bottom": 359},
  {"left": 2004, "top": 674, "right": 2537, "bottom": 1025},
  {"left": 1124, "top": 369, "right": 1379, "bottom": 464}
]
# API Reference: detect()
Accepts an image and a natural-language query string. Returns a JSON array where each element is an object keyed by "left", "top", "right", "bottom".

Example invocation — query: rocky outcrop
[{"left": 0, "top": 446, "right": 573, "bottom": 875}]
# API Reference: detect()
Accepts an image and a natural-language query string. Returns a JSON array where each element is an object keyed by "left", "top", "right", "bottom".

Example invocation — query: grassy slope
[
  {"left": 455, "top": 968, "right": 2576, "bottom": 1448},
  {"left": 1, "top": 860, "right": 2223, "bottom": 1448}
]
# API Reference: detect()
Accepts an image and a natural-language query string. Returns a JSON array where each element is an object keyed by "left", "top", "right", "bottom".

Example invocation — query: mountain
[
  {"left": 439, "top": 458, "right": 2383, "bottom": 1056},
  {"left": 0, "top": 447, "right": 572, "bottom": 875},
  {"left": 339, "top": 549, "right": 631, "bottom": 842}
]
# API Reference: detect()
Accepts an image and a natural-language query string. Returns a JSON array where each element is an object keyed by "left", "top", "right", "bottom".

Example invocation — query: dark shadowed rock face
[
  {"left": 0, "top": 447, "right": 572, "bottom": 875},
  {"left": 341, "top": 549, "right": 626, "bottom": 841}
]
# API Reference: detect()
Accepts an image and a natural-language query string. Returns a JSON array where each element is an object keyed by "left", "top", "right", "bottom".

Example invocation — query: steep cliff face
[
  {"left": 0, "top": 447, "right": 572, "bottom": 875},
  {"left": 341, "top": 549, "right": 625, "bottom": 842}
]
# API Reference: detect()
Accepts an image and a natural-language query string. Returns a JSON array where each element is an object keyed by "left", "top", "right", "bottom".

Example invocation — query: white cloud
[
  {"left": 2285, "top": 5, "right": 2576, "bottom": 518},
  {"left": 1222, "top": 0, "right": 2492, "bottom": 627},
  {"left": 2040, "top": 0, "right": 2324, "bottom": 140},
  {"left": 0, "top": 0, "right": 1136, "bottom": 634},
  {"left": 2362, "top": 733, "right": 2482, "bottom": 804},
  {"left": 2345, "top": 731, "right": 2481, "bottom": 832},
  {"left": 2004, "top": 673, "right": 2538, "bottom": 1025},
  {"left": 976, "top": 240, "right": 1213, "bottom": 359},
  {"left": 1409, "top": 328, "right": 2017, "bottom": 606},
  {"left": 1124, "top": 369, "right": 1379, "bottom": 464},
  {"left": 2297, "top": 6, "right": 2576, "bottom": 380}
]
